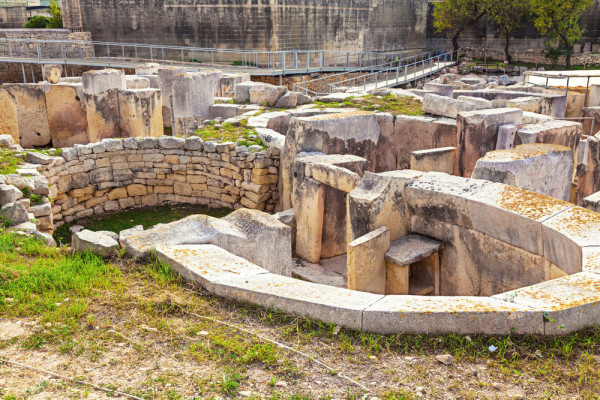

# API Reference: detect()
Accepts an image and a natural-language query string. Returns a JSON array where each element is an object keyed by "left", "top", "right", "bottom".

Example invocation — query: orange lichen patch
[
  {"left": 387, "top": 296, "right": 532, "bottom": 314},
  {"left": 481, "top": 143, "right": 571, "bottom": 162},
  {"left": 583, "top": 247, "right": 600, "bottom": 273},
  {"left": 496, "top": 185, "right": 572, "bottom": 221},
  {"left": 501, "top": 273, "right": 600, "bottom": 311},
  {"left": 543, "top": 207, "right": 600, "bottom": 244},
  {"left": 307, "top": 110, "right": 373, "bottom": 120}
]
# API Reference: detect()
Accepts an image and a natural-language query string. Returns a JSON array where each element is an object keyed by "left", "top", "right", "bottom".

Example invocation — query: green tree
[
  {"left": 530, "top": 0, "right": 593, "bottom": 68},
  {"left": 488, "top": 0, "right": 532, "bottom": 63},
  {"left": 432, "top": 0, "right": 488, "bottom": 52},
  {"left": 24, "top": 15, "right": 49, "bottom": 29},
  {"left": 47, "top": 0, "right": 63, "bottom": 29}
]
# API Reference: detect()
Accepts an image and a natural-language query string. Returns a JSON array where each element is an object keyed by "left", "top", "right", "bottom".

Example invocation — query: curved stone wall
[{"left": 37, "top": 136, "right": 279, "bottom": 225}]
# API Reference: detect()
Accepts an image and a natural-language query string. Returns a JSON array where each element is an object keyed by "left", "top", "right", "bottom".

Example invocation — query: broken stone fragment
[{"left": 72, "top": 229, "right": 119, "bottom": 257}]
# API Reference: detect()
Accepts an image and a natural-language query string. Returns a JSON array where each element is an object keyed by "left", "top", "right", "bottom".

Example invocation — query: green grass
[
  {"left": 314, "top": 94, "right": 423, "bottom": 116},
  {"left": 28, "top": 148, "right": 62, "bottom": 157},
  {"left": 0, "top": 149, "right": 23, "bottom": 175},
  {"left": 194, "top": 120, "right": 265, "bottom": 148},
  {"left": 232, "top": 60, "right": 258, "bottom": 67},
  {"left": 53, "top": 204, "right": 232, "bottom": 245}
]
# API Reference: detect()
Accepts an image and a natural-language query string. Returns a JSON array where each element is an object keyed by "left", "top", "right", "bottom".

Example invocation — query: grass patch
[
  {"left": 0, "top": 149, "right": 23, "bottom": 175},
  {"left": 28, "top": 148, "right": 62, "bottom": 157},
  {"left": 232, "top": 60, "right": 258, "bottom": 67},
  {"left": 314, "top": 94, "right": 423, "bottom": 116},
  {"left": 53, "top": 204, "right": 232, "bottom": 245},
  {"left": 194, "top": 120, "right": 265, "bottom": 148}
]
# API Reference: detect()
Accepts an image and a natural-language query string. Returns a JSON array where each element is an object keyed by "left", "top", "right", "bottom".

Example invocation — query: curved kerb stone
[{"left": 154, "top": 242, "right": 600, "bottom": 336}]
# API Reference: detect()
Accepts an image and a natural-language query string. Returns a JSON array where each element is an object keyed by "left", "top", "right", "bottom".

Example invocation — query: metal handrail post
[
  {"left": 134, "top": 44, "right": 137, "bottom": 62},
  {"left": 150, "top": 46, "right": 153, "bottom": 62},
  {"left": 107, "top": 43, "right": 110, "bottom": 59},
  {"left": 36, "top": 43, "right": 41, "bottom": 60}
]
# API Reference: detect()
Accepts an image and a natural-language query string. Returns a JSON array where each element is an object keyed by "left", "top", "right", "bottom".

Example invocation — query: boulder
[
  {"left": 275, "top": 91, "right": 298, "bottom": 108},
  {"left": 1, "top": 202, "right": 30, "bottom": 226},
  {"left": 247, "top": 111, "right": 291, "bottom": 134},
  {"left": 34, "top": 231, "right": 57, "bottom": 247},
  {"left": 72, "top": 229, "right": 119, "bottom": 257},
  {"left": 423, "top": 93, "right": 477, "bottom": 119}
]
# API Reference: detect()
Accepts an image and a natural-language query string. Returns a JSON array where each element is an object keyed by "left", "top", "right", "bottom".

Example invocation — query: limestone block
[
  {"left": 255, "top": 128, "right": 285, "bottom": 151},
  {"left": 457, "top": 95, "right": 493, "bottom": 109},
  {"left": 1, "top": 202, "right": 29, "bottom": 225},
  {"left": 405, "top": 172, "right": 489, "bottom": 229},
  {"left": 423, "top": 93, "right": 476, "bottom": 119},
  {"left": 494, "top": 272, "right": 600, "bottom": 334},
  {"left": 506, "top": 96, "right": 546, "bottom": 114},
  {"left": 172, "top": 71, "right": 222, "bottom": 136},
  {"left": 467, "top": 182, "right": 573, "bottom": 256},
  {"left": 135, "top": 63, "right": 160, "bottom": 76},
  {"left": 217, "top": 73, "right": 250, "bottom": 97},
  {"left": 516, "top": 120, "right": 581, "bottom": 152},
  {"left": 583, "top": 191, "right": 600, "bottom": 213},
  {"left": 472, "top": 143, "right": 574, "bottom": 201},
  {"left": 125, "top": 76, "right": 150, "bottom": 89},
  {"left": 44, "top": 83, "right": 88, "bottom": 148},
  {"left": 0, "top": 184, "right": 21, "bottom": 205},
  {"left": 118, "top": 89, "right": 163, "bottom": 138},
  {"left": 275, "top": 92, "right": 297, "bottom": 108},
  {"left": 72, "top": 229, "right": 119, "bottom": 258},
  {"left": 410, "top": 147, "right": 457, "bottom": 174},
  {"left": 496, "top": 124, "right": 517, "bottom": 150},
  {"left": 84, "top": 89, "right": 121, "bottom": 143},
  {"left": 247, "top": 111, "right": 291, "bottom": 135},
  {"left": 157, "top": 67, "right": 186, "bottom": 127},
  {"left": 119, "top": 225, "right": 143, "bottom": 247},
  {"left": 348, "top": 169, "right": 424, "bottom": 242},
  {"left": 234, "top": 81, "right": 269, "bottom": 103},
  {"left": 42, "top": 64, "right": 63, "bottom": 84},
  {"left": 82, "top": 69, "right": 126, "bottom": 95},
  {"left": 423, "top": 82, "right": 454, "bottom": 98},
  {"left": 347, "top": 226, "right": 390, "bottom": 295},
  {"left": 309, "top": 162, "right": 360, "bottom": 193},
  {"left": 0, "top": 88, "right": 19, "bottom": 144},
  {"left": 456, "top": 108, "right": 523, "bottom": 177},
  {"left": 542, "top": 206, "right": 600, "bottom": 274},
  {"left": 209, "top": 103, "right": 241, "bottom": 120},
  {"left": 362, "top": 296, "right": 543, "bottom": 335},
  {"left": 5, "top": 84, "right": 51, "bottom": 148},
  {"left": 281, "top": 111, "right": 380, "bottom": 210},
  {"left": 293, "top": 177, "right": 324, "bottom": 263}
]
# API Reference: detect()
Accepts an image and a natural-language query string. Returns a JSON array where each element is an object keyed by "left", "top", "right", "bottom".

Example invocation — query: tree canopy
[
  {"left": 432, "top": 0, "right": 488, "bottom": 52},
  {"left": 23, "top": 0, "right": 62, "bottom": 29}
]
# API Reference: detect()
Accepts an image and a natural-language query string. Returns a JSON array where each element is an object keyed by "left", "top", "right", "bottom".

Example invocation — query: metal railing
[
  {"left": 294, "top": 50, "right": 458, "bottom": 96},
  {"left": 524, "top": 72, "right": 600, "bottom": 108},
  {"left": 0, "top": 37, "right": 408, "bottom": 74}
]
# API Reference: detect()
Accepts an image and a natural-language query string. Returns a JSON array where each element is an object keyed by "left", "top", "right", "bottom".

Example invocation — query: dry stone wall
[{"left": 40, "top": 137, "right": 279, "bottom": 226}]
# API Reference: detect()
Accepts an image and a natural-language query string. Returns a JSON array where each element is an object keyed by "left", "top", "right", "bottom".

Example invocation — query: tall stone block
[
  {"left": 347, "top": 226, "right": 390, "bottom": 295},
  {"left": 293, "top": 177, "right": 324, "bottom": 263},
  {"left": 44, "top": 83, "right": 89, "bottom": 148},
  {"left": 172, "top": 71, "right": 222, "bottom": 136},
  {"left": 0, "top": 88, "right": 19, "bottom": 145},
  {"left": 157, "top": 67, "right": 188, "bottom": 128},
  {"left": 118, "top": 89, "right": 163, "bottom": 138},
  {"left": 82, "top": 69, "right": 126, "bottom": 95},
  {"left": 84, "top": 89, "right": 121, "bottom": 143},
  {"left": 5, "top": 84, "right": 51, "bottom": 148}
]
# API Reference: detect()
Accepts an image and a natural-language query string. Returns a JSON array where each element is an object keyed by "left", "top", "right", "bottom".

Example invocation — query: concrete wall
[
  {"left": 0, "top": 6, "right": 27, "bottom": 28},
  {"left": 62, "top": 0, "right": 428, "bottom": 52}
]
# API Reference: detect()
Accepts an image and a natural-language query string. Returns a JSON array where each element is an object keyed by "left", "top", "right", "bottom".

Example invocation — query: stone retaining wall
[
  {"left": 461, "top": 47, "right": 600, "bottom": 67},
  {"left": 38, "top": 137, "right": 279, "bottom": 226}
]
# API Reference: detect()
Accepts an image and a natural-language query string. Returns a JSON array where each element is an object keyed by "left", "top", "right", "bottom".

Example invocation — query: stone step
[
  {"left": 409, "top": 278, "right": 434, "bottom": 296},
  {"left": 385, "top": 234, "right": 442, "bottom": 267}
]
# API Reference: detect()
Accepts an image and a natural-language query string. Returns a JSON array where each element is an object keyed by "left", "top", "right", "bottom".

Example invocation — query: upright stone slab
[
  {"left": 157, "top": 67, "right": 186, "bottom": 128},
  {"left": 135, "top": 63, "right": 160, "bottom": 76},
  {"left": 172, "top": 71, "right": 223, "bottom": 136},
  {"left": 472, "top": 143, "right": 574, "bottom": 201},
  {"left": 5, "top": 84, "right": 51, "bottom": 148},
  {"left": 84, "top": 89, "right": 121, "bottom": 142},
  {"left": 82, "top": 69, "right": 126, "bottom": 95},
  {"left": 292, "top": 177, "right": 324, "bottom": 263},
  {"left": 410, "top": 147, "right": 457, "bottom": 174},
  {"left": 516, "top": 120, "right": 582, "bottom": 152},
  {"left": 42, "top": 64, "right": 63, "bottom": 84},
  {"left": 347, "top": 226, "right": 390, "bottom": 295},
  {"left": 218, "top": 73, "right": 250, "bottom": 97},
  {"left": 496, "top": 124, "right": 518, "bottom": 150},
  {"left": 118, "top": 89, "right": 163, "bottom": 138},
  {"left": 457, "top": 108, "right": 523, "bottom": 177},
  {"left": 0, "top": 88, "right": 19, "bottom": 144},
  {"left": 281, "top": 111, "right": 380, "bottom": 210},
  {"left": 44, "top": 83, "right": 89, "bottom": 148}
]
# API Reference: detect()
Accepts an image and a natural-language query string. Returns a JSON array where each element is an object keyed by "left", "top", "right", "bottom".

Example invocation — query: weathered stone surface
[
  {"left": 125, "top": 76, "right": 151, "bottom": 89},
  {"left": 583, "top": 191, "right": 600, "bottom": 213},
  {"left": 5, "top": 84, "right": 52, "bottom": 147},
  {"left": 1, "top": 202, "right": 29, "bottom": 225},
  {"left": 275, "top": 91, "right": 298, "bottom": 108},
  {"left": 542, "top": 206, "right": 600, "bottom": 275},
  {"left": 348, "top": 170, "right": 424, "bottom": 242},
  {"left": 209, "top": 103, "right": 241, "bottom": 120},
  {"left": 385, "top": 234, "right": 442, "bottom": 266},
  {"left": 457, "top": 108, "right": 523, "bottom": 177},
  {"left": 516, "top": 120, "right": 581, "bottom": 152},
  {"left": 472, "top": 143, "right": 574, "bottom": 201},
  {"left": 217, "top": 73, "right": 250, "bottom": 97},
  {"left": 0, "top": 88, "right": 19, "bottom": 145},
  {"left": 405, "top": 172, "right": 489, "bottom": 229},
  {"left": 467, "top": 182, "right": 572, "bottom": 256},
  {"left": 157, "top": 67, "right": 186, "bottom": 127},
  {"left": 118, "top": 89, "right": 163, "bottom": 138},
  {"left": 84, "top": 89, "right": 121, "bottom": 142},
  {"left": 423, "top": 93, "right": 476, "bottom": 119},
  {"left": 44, "top": 83, "right": 89, "bottom": 148},
  {"left": 135, "top": 63, "right": 160, "bottom": 76},
  {"left": 374, "top": 112, "right": 395, "bottom": 172},
  {"left": 457, "top": 95, "right": 493, "bottom": 109},
  {"left": 363, "top": 296, "right": 543, "bottom": 335},
  {"left": 172, "top": 71, "right": 222, "bottom": 136},
  {"left": 410, "top": 147, "right": 456, "bottom": 174},
  {"left": 309, "top": 162, "right": 360, "bottom": 193},
  {"left": 496, "top": 123, "right": 518, "bottom": 150},
  {"left": 494, "top": 272, "right": 600, "bottom": 334},
  {"left": 293, "top": 177, "right": 324, "bottom": 263},
  {"left": 234, "top": 81, "right": 270, "bottom": 103},
  {"left": 82, "top": 69, "right": 126, "bottom": 95},
  {"left": 43, "top": 64, "right": 63, "bottom": 84},
  {"left": 119, "top": 225, "right": 143, "bottom": 246},
  {"left": 423, "top": 82, "right": 453, "bottom": 98},
  {"left": 347, "top": 226, "right": 390, "bottom": 295},
  {"left": 72, "top": 229, "right": 119, "bottom": 257},
  {"left": 256, "top": 128, "right": 285, "bottom": 151},
  {"left": 0, "top": 184, "right": 20, "bottom": 205},
  {"left": 248, "top": 111, "right": 291, "bottom": 134}
]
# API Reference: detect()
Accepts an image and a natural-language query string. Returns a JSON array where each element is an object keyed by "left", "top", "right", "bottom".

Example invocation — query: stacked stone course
[{"left": 38, "top": 137, "right": 279, "bottom": 226}]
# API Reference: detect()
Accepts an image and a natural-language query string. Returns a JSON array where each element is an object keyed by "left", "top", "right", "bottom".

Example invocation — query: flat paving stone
[
  {"left": 385, "top": 234, "right": 442, "bottom": 266},
  {"left": 493, "top": 272, "right": 600, "bottom": 334},
  {"left": 363, "top": 295, "right": 543, "bottom": 335}
]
